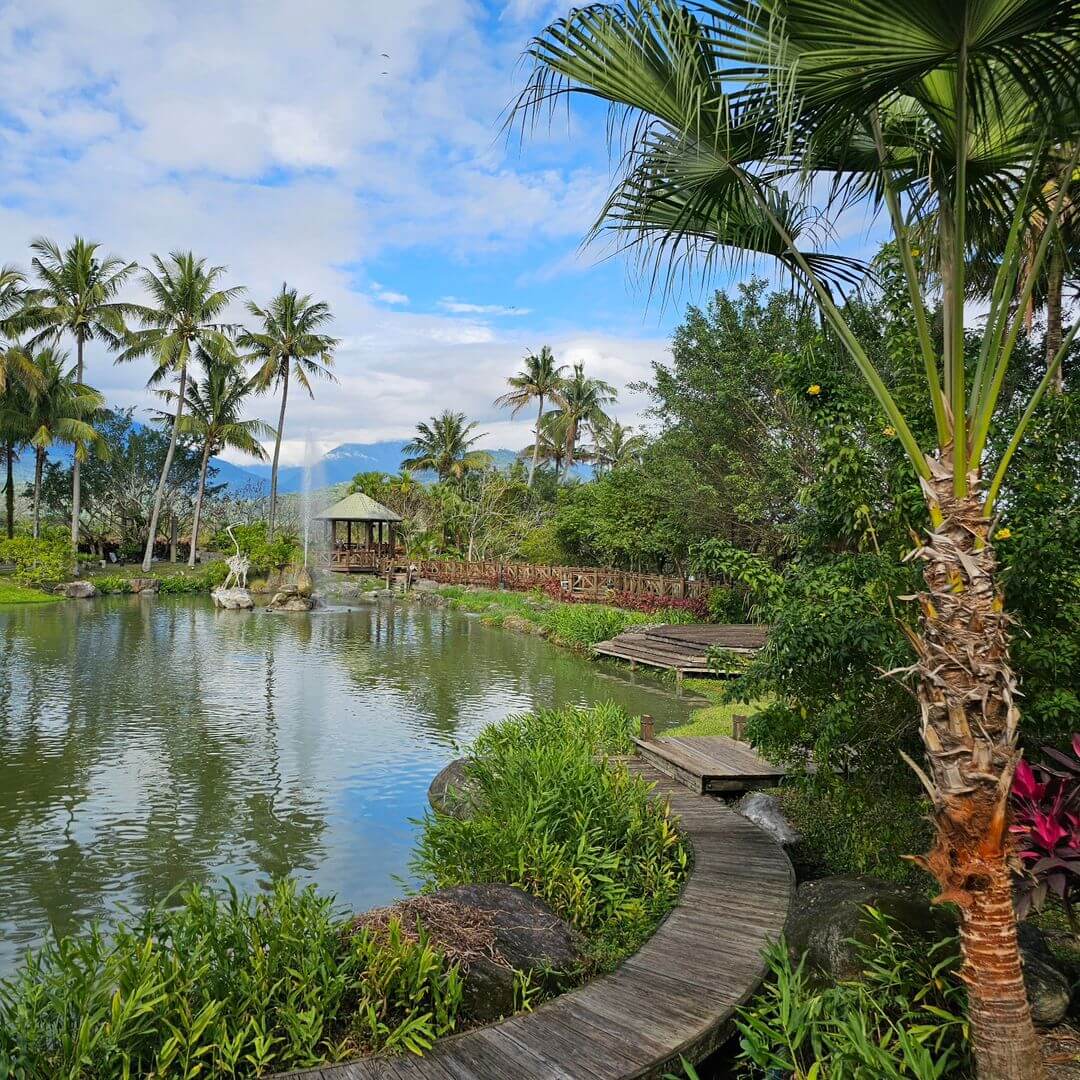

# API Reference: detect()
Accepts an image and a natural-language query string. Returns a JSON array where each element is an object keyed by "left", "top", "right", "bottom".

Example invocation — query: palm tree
[
  {"left": 119, "top": 252, "right": 243, "bottom": 572},
  {"left": 26, "top": 237, "right": 137, "bottom": 549},
  {"left": 238, "top": 285, "right": 338, "bottom": 538},
  {"left": 588, "top": 418, "right": 647, "bottom": 473},
  {"left": 551, "top": 362, "right": 616, "bottom": 468},
  {"left": 517, "top": 410, "right": 570, "bottom": 480},
  {"left": 494, "top": 345, "right": 567, "bottom": 487},
  {"left": 402, "top": 411, "right": 491, "bottom": 482},
  {"left": 519, "top": 4, "right": 1080, "bottom": 1076},
  {"left": 16, "top": 348, "right": 105, "bottom": 538},
  {"left": 156, "top": 351, "right": 273, "bottom": 566}
]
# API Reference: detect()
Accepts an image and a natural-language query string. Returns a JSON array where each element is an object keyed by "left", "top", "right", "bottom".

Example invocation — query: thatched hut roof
[{"left": 315, "top": 492, "right": 403, "bottom": 523}]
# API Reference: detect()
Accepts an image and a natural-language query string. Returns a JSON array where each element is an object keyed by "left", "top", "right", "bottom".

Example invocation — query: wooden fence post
[
  {"left": 640, "top": 714, "right": 655, "bottom": 743},
  {"left": 732, "top": 714, "right": 748, "bottom": 741}
]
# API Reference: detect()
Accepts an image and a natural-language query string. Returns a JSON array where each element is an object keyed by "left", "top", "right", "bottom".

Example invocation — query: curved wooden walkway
[{"left": 276, "top": 758, "right": 793, "bottom": 1080}]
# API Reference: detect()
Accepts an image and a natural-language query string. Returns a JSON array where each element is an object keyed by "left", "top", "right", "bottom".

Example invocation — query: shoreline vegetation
[{"left": 0, "top": 704, "right": 688, "bottom": 1079}]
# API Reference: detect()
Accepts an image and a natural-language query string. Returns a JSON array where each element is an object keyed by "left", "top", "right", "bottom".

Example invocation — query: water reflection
[{"left": 0, "top": 595, "right": 693, "bottom": 974}]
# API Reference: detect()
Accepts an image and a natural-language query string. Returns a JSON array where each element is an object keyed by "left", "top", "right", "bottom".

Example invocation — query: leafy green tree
[
  {"left": 402, "top": 411, "right": 491, "bottom": 483},
  {"left": 156, "top": 352, "right": 273, "bottom": 566},
  {"left": 550, "top": 362, "right": 616, "bottom": 468},
  {"left": 119, "top": 252, "right": 243, "bottom": 571},
  {"left": 16, "top": 348, "right": 105, "bottom": 538},
  {"left": 494, "top": 345, "right": 567, "bottom": 486},
  {"left": 239, "top": 286, "right": 337, "bottom": 537},
  {"left": 520, "top": 3, "right": 1080, "bottom": 1070},
  {"left": 25, "top": 237, "right": 137, "bottom": 549}
]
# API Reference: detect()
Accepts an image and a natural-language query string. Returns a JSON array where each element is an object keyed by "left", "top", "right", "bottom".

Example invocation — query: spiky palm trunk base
[{"left": 907, "top": 463, "right": 1042, "bottom": 1080}]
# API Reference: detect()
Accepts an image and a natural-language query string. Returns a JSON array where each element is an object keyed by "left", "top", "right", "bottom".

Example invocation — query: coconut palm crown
[
  {"left": 402, "top": 411, "right": 491, "bottom": 482},
  {"left": 517, "top": 3, "right": 1080, "bottom": 1077},
  {"left": 495, "top": 345, "right": 568, "bottom": 487}
]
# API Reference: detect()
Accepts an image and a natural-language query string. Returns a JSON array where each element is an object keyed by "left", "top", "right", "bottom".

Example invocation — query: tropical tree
[
  {"left": 519, "top": 3, "right": 1080, "bottom": 1076},
  {"left": 239, "top": 286, "right": 337, "bottom": 538},
  {"left": 494, "top": 345, "right": 567, "bottom": 486},
  {"left": 401, "top": 411, "right": 491, "bottom": 482},
  {"left": 156, "top": 352, "right": 273, "bottom": 567},
  {"left": 26, "top": 237, "right": 137, "bottom": 549},
  {"left": 587, "top": 418, "right": 648, "bottom": 473},
  {"left": 119, "top": 252, "right": 242, "bottom": 572},
  {"left": 19, "top": 349, "right": 105, "bottom": 538},
  {"left": 551, "top": 362, "right": 616, "bottom": 468}
]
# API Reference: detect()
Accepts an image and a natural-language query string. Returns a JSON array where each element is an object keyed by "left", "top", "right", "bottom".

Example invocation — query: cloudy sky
[{"left": 0, "top": 1, "right": 882, "bottom": 467}]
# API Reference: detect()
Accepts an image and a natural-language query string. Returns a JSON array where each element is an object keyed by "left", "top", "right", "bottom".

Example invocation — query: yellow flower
[
  {"left": 995, "top": 527, "right": 1012, "bottom": 541},
  {"left": 910, "top": 246, "right": 921, "bottom": 257},
  {"left": 883, "top": 425, "right": 896, "bottom": 437},
  {"left": 807, "top": 383, "right": 822, "bottom": 396}
]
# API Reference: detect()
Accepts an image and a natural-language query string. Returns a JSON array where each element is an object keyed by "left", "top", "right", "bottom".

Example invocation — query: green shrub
[
  {"left": 157, "top": 563, "right": 227, "bottom": 594},
  {"left": 538, "top": 604, "right": 647, "bottom": 648},
  {"left": 0, "top": 880, "right": 465, "bottom": 1078},
  {"left": 0, "top": 537, "right": 73, "bottom": 588},
  {"left": 413, "top": 703, "right": 689, "bottom": 972},
  {"left": 93, "top": 574, "right": 134, "bottom": 595},
  {"left": 211, "top": 522, "right": 300, "bottom": 577},
  {"left": 738, "top": 909, "right": 970, "bottom": 1080}
]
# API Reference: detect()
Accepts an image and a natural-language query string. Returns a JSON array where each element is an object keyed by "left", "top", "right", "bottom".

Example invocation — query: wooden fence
[{"left": 412, "top": 558, "right": 711, "bottom": 603}]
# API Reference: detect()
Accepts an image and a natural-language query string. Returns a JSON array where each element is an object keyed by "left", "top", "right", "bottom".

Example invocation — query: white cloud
[{"left": 438, "top": 298, "right": 531, "bottom": 316}]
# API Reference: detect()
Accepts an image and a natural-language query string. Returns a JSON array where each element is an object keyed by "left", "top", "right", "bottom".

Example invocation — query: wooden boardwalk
[
  {"left": 273, "top": 761, "right": 793, "bottom": 1080},
  {"left": 634, "top": 735, "right": 786, "bottom": 795},
  {"left": 594, "top": 624, "right": 768, "bottom": 677}
]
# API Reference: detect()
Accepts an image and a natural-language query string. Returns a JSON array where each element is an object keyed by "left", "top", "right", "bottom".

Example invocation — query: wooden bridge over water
[{"left": 275, "top": 737, "right": 792, "bottom": 1080}]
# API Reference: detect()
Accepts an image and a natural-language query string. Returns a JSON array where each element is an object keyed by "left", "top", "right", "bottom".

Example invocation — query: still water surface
[{"left": 0, "top": 595, "right": 692, "bottom": 974}]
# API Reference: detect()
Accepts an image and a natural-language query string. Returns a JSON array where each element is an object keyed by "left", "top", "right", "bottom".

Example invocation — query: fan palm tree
[
  {"left": 551, "top": 362, "right": 616, "bottom": 468},
  {"left": 156, "top": 351, "right": 274, "bottom": 566},
  {"left": 25, "top": 237, "right": 137, "bottom": 549},
  {"left": 494, "top": 345, "right": 567, "bottom": 486},
  {"left": 402, "top": 411, "right": 491, "bottom": 482},
  {"left": 588, "top": 418, "right": 648, "bottom": 473},
  {"left": 119, "top": 252, "right": 243, "bottom": 572},
  {"left": 238, "top": 285, "right": 338, "bottom": 538},
  {"left": 519, "top": 3, "right": 1080, "bottom": 1075},
  {"left": 15, "top": 348, "right": 105, "bottom": 538}
]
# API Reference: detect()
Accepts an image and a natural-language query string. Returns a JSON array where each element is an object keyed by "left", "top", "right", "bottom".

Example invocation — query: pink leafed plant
[{"left": 1010, "top": 734, "right": 1080, "bottom": 935}]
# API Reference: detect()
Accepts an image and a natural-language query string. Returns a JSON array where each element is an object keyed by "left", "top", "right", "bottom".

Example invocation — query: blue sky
[{"left": 0, "top": 1, "right": 880, "bottom": 465}]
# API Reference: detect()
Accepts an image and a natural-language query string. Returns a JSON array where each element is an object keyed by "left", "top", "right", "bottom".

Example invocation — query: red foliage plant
[
  {"left": 540, "top": 578, "right": 708, "bottom": 618},
  {"left": 1010, "top": 734, "right": 1080, "bottom": 931}
]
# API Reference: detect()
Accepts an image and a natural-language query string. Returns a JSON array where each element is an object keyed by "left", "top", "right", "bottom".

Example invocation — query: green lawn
[
  {"left": 666, "top": 677, "right": 768, "bottom": 737},
  {"left": 0, "top": 581, "right": 59, "bottom": 604}
]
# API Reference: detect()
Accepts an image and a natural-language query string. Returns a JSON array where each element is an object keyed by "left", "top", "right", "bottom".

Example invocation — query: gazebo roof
[{"left": 315, "top": 491, "right": 403, "bottom": 523}]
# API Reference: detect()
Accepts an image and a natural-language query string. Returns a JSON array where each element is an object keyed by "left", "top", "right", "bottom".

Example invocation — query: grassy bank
[
  {"left": 0, "top": 704, "right": 688, "bottom": 1078},
  {"left": 0, "top": 581, "right": 59, "bottom": 604}
]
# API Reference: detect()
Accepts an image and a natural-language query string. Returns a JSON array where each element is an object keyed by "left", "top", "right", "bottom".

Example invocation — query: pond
[{"left": 0, "top": 594, "right": 694, "bottom": 975}]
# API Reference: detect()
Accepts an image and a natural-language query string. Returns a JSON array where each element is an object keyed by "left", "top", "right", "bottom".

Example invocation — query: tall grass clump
[
  {"left": 0, "top": 880, "right": 463, "bottom": 1078},
  {"left": 413, "top": 703, "right": 690, "bottom": 971}
]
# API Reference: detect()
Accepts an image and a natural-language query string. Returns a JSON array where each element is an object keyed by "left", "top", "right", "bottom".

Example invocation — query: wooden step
[{"left": 634, "top": 735, "right": 785, "bottom": 795}]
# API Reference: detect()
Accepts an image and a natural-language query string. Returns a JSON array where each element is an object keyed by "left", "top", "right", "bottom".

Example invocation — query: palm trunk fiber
[
  {"left": 910, "top": 461, "right": 1042, "bottom": 1080},
  {"left": 33, "top": 447, "right": 44, "bottom": 539},
  {"left": 268, "top": 362, "right": 289, "bottom": 540},
  {"left": 4, "top": 440, "right": 13, "bottom": 539},
  {"left": 188, "top": 442, "right": 211, "bottom": 568}
]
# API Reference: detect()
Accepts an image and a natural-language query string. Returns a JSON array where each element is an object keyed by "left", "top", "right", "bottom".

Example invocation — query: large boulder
[
  {"left": 737, "top": 792, "right": 800, "bottom": 847},
  {"left": 428, "top": 757, "right": 480, "bottom": 819},
  {"left": 787, "top": 875, "right": 1072, "bottom": 1027},
  {"left": 211, "top": 586, "right": 254, "bottom": 610},
  {"left": 128, "top": 577, "right": 159, "bottom": 594},
  {"left": 56, "top": 580, "right": 97, "bottom": 599},
  {"left": 355, "top": 884, "right": 578, "bottom": 1023}
]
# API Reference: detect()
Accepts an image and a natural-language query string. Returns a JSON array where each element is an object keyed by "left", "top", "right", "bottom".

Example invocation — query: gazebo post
[{"left": 347, "top": 519, "right": 352, "bottom": 563}]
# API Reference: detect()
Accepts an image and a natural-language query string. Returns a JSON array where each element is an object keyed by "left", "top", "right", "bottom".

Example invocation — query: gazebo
[{"left": 316, "top": 492, "right": 404, "bottom": 572}]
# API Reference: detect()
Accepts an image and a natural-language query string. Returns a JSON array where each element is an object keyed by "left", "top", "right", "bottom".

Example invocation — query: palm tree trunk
[
  {"left": 529, "top": 394, "right": 543, "bottom": 488},
  {"left": 4, "top": 440, "right": 13, "bottom": 539},
  {"left": 268, "top": 360, "right": 289, "bottom": 539},
  {"left": 141, "top": 363, "right": 188, "bottom": 573},
  {"left": 910, "top": 466, "right": 1042, "bottom": 1080},
  {"left": 188, "top": 439, "right": 212, "bottom": 569},
  {"left": 1046, "top": 242, "right": 1065, "bottom": 393},
  {"left": 71, "top": 334, "right": 84, "bottom": 553},
  {"left": 32, "top": 446, "right": 44, "bottom": 539}
]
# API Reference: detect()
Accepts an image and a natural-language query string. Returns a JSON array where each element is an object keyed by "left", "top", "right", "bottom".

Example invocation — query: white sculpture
[{"left": 221, "top": 524, "right": 251, "bottom": 591}]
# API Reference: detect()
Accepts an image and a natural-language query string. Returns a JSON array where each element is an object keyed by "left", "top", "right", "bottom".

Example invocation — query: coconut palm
[
  {"left": 588, "top": 418, "right": 647, "bottom": 473},
  {"left": 14, "top": 348, "right": 105, "bottom": 538},
  {"left": 402, "top": 411, "right": 491, "bottom": 482},
  {"left": 156, "top": 351, "right": 273, "bottom": 566},
  {"left": 119, "top": 252, "right": 243, "bottom": 572},
  {"left": 25, "top": 237, "right": 137, "bottom": 549},
  {"left": 517, "top": 410, "right": 570, "bottom": 480},
  {"left": 551, "top": 363, "right": 616, "bottom": 468},
  {"left": 238, "top": 285, "right": 338, "bottom": 538},
  {"left": 519, "top": 3, "right": 1080, "bottom": 1075},
  {"left": 494, "top": 345, "right": 568, "bottom": 487}
]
